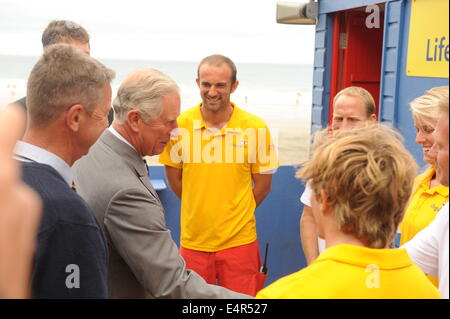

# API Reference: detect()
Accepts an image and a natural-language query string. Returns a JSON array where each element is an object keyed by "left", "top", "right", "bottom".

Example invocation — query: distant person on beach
[
  {"left": 73, "top": 68, "right": 250, "bottom": 299},
  {"left": 0, "top": 106, "right": 41, "bottom": 298},
  {"left": 9, "top": 20, "right": 114, "bottom": 128},
  {"left": 14, "top": 44, "right": 115, "bottom": 298},
  {"left": 300, "top": 86, "right": 377, "bottom": 265},
  {"left": 399, "top": 86, "right": 449, "bottom": 287},
  {"left": 403, "top": 86, "right": 449, "bottom": 299},
  {"left": 159, "top": 54, "right": 279, "bottom": 296},
  {"left": 257, "top": 125, "right": 441, "bottom": 299}
]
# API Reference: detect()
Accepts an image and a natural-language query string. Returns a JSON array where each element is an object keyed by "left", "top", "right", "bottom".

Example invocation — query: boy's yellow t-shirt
[{"left": 256, "top": 244, "right": 441, "bottom": 299}]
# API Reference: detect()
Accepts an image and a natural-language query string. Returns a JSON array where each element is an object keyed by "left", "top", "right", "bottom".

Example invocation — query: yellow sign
[{"left": 407, "top": 0, "right": 449, "bottom": 78}]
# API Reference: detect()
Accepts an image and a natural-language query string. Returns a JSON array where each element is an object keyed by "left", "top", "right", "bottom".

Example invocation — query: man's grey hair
[
  {"left": 26, "top": 43, "right": 115, "bottom": 128},
  {"left": 113, "top": 68, "right": 179, "bottom": 124}
]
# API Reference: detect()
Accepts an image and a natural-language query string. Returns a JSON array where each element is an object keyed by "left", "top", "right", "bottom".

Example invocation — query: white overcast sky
[{"left": 0, "top": 0, "right": 315, "bottom": 64}]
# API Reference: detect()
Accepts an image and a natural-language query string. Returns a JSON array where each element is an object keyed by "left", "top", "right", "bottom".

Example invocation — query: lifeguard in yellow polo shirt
[
  {"left": 257, "top": 125, "right": 441, "bottom": 299},
  {"left": 159, "top": 54, "right": 279, "bottom": 296},
  {"left": 399, "top": 87, "right": 449, "bottom": 287}
]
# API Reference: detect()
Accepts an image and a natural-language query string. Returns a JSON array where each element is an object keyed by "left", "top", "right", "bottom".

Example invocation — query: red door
[{"left": 329, "top": 6, "right": 385, "bottom": 124}]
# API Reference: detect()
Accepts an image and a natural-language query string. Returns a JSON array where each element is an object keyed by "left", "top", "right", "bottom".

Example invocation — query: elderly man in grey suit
[{"left": 73, "top": 68, "right": 250, "bottom": 299}]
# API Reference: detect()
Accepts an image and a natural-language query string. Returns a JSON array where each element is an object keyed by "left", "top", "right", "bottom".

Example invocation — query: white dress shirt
[
  {"left": 109, "top": 126, "right": 135, "bottom": 150},
  {"left": 300, "top": 181, "right": 326, "bottom": 253},
  {"left": 403, "top": 203, "right": 449, "bottom": 299},
  {"left": 109, "top": 126, "right": 148, "bottom": 164},
  {"left": 14, "top": 141, "right": 73, "bottom": 187}
]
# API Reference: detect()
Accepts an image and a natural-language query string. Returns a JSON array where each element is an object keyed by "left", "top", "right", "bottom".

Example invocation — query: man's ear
[
  {"left": 369, "top": 113, "right": 377, "bottom": 122},
  {"left": 66, "top": 104, "right": 85, "bottom": 132},
  {"left": 231, "top": 80, "right": 239, "bottom": 94},
  {"left": 127, "top": 110, "right": 141, "bottom": 133},
  {"left": 196, "top": 78, "right": 200, "bottom": 88},
  {"left": 318, "top": 189, "right": 332, "bottom": 215}
]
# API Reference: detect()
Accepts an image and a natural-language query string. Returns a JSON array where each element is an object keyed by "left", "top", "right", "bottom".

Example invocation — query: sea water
[{"left": 0, "top": 55, "right": 313, "bottom": 165}]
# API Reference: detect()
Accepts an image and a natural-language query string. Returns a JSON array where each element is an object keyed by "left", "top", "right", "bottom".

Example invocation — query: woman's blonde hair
[
  {"left": 410, "top": 86, "right": 449, "bottom": 126},
  {"left": 297, "top": 124, "right": 417, "bottom": 248}
]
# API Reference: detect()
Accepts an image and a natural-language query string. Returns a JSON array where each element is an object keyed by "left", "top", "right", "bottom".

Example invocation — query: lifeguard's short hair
[
  {"left": 42, "top": 20, "right": 90, "bottom": 47},
  {"left": 112, "top": 68, "right": 179, "bottom": 124},
  {"left": 197, "top": 54, "right": 238, "bottom": 84},
  {"left": 410, "top": 86, "right": 449, "bottom": 125},
  {"left": 27, "top": 44, "right": 115, "bottom": 127},
  {"left": 297, "top": 124, "right": 417, "bottom": 249},
  {"left": 333, "top": 86, "right": 376, "bottom": 118}
]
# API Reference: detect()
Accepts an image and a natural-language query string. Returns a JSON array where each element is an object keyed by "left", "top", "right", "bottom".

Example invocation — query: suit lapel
[
  {"left": 138, "top": 169, "right": 160, "bottom": 202},
  {"left": 100, "top": 130, "right": 161, "bottom": 202}
]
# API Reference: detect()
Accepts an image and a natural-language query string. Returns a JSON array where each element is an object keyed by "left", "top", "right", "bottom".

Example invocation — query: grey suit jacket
[{"left": 74, "top": 130, "right": 250, "bottom": 299}]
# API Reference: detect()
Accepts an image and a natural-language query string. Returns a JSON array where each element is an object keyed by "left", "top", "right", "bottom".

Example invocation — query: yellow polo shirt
[
  {"left": 399, "top": 167, "right": 448, "bottom": 287},
  {"left": 159, "top": 103, "right": 279, "bottom": 251},
  {"left": 400, "top": 167, "right": 449, "bottom": 245},
  {"left": 256, "top": 244, "right": 441, "bottom": 299}
]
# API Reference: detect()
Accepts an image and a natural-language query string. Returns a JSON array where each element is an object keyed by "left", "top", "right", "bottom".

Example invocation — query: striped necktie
[{"left": 71, "top": 181, "right": 77, "bottom": 192}]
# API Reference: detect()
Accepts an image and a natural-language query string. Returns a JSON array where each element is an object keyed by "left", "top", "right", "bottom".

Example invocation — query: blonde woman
[{"left": 399, "top": 86, "right": 449, "bottom": 286}]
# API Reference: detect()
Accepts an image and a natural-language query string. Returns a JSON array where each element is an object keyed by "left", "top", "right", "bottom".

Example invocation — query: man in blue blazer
[{"left": 14, "top": 43, "right": 115, "bottom": 298}]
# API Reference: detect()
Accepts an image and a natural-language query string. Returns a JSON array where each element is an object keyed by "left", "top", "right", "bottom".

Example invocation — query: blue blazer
[{"left": 21, "top": 161, "right": 108, "bottom": 299}]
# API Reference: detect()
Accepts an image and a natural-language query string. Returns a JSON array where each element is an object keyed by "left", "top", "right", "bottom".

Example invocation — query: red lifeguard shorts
[{"left": 180, "top": 240, "right": 266, "bottom": 296}]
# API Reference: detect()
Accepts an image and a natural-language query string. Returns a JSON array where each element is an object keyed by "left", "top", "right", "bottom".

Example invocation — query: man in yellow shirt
[
  {"left": 257, "top": 125, "right": 441, "bottom": 299},
  {"left": 159, "top": 54, "right": 278, "bottom": 296}
]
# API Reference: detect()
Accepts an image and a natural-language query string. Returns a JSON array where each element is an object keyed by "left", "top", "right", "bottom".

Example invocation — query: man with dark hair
[
  {"left": 14, "top": 43, "right": 115, "bottom": 298},
  {"left": 160, "top": 54, "right": 279, "bottom": 296}
]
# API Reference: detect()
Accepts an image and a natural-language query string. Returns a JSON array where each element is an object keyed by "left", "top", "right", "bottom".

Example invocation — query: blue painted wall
[
  {"left": 311, "top": 11, "right": 334, "bottom": 134},
  {"left": 319, "top": 0, "right": 388, "bottom": 14},
  {"left": 150, "top": 165, "right": 307, "bottom": 288}
]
